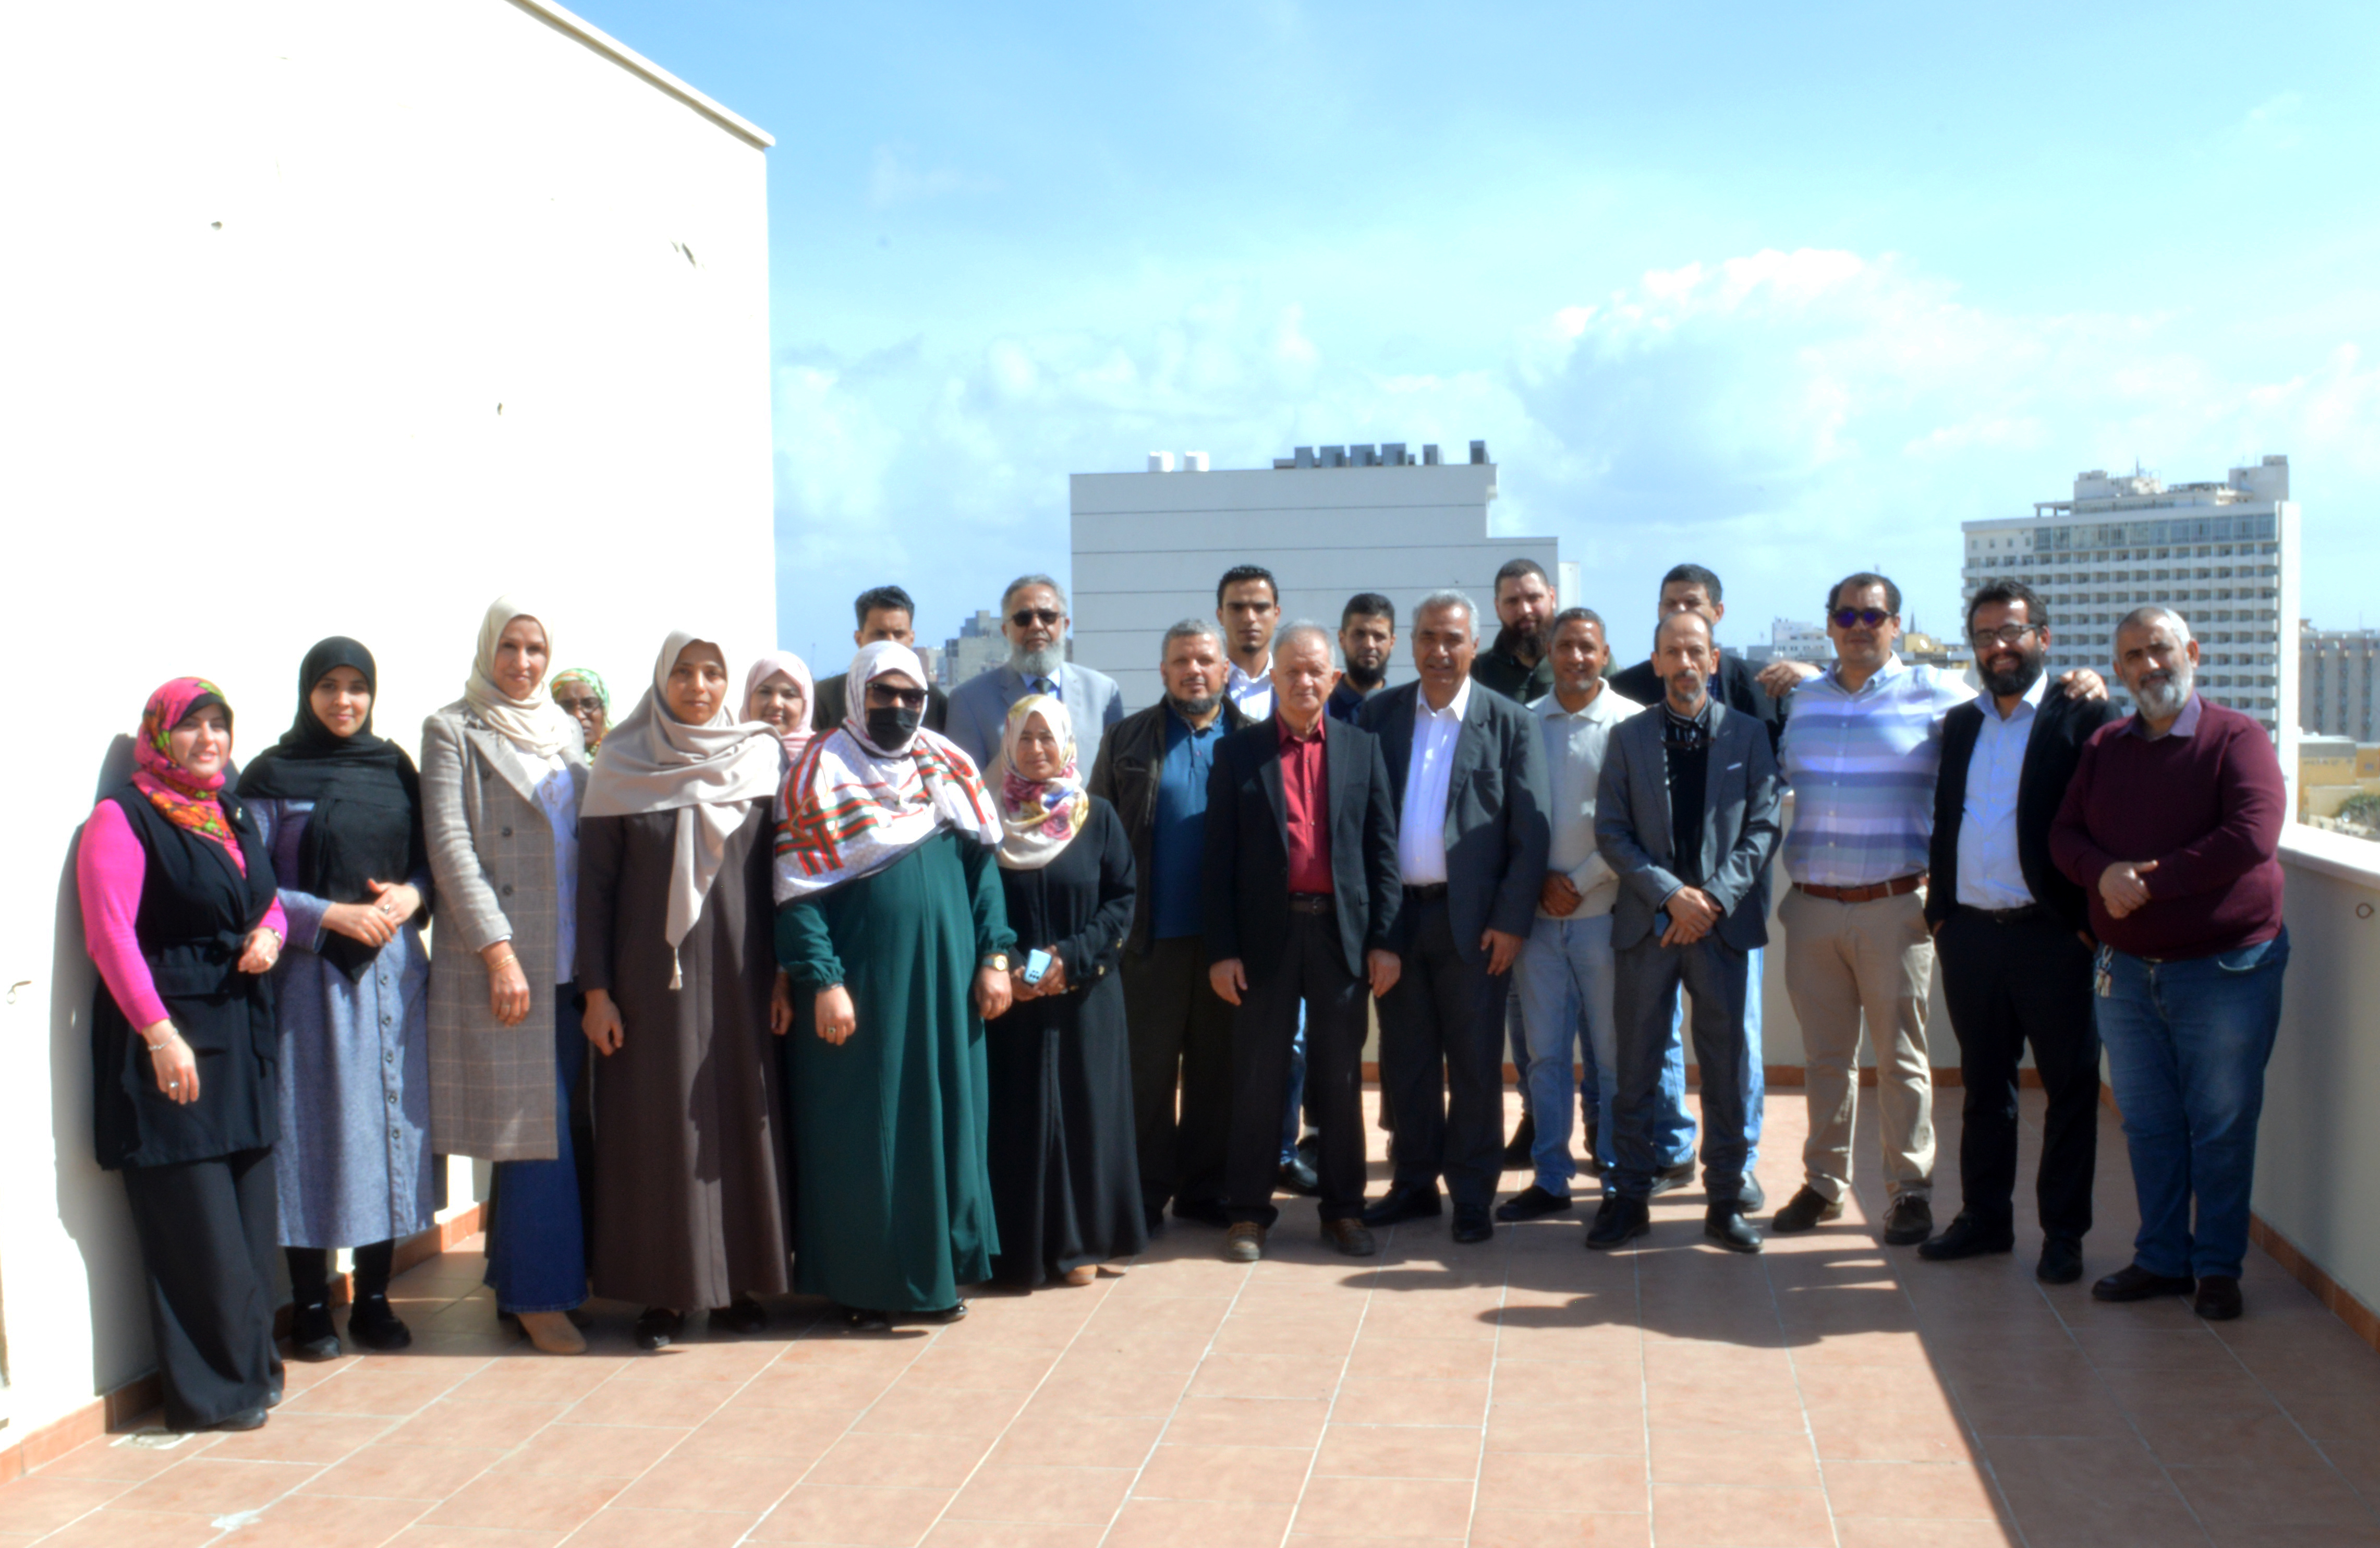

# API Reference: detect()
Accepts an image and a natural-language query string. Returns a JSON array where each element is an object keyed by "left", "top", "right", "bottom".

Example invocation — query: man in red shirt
[
  {"left": 1204, "top": 624, "right": 1403, "bottom": 1262},
  {"left": 2051, "top": 606, "right": 2288, "bottom": 1321}
]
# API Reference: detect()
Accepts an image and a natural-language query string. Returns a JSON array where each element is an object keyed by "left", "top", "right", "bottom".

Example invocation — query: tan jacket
[{"left": 421, "top": 702, "right": 586, "bottom": 1161}]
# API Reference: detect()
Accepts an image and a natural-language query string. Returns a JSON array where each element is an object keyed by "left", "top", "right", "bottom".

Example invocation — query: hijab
[
  {"left": 463, "top": 595, "right": 574, "bottom": 760},
  {"left": 237, "top": 638, "right": 428, "bottom": 977},
  {"left": 131, "top": 678, "right": 242, "bottom": 860},
  {"left": 988, "top": 694, "right": 1089, "bottom": 870},
  {"left": 584, "top": 631, "right": 784, "bottom": 987},
  {"left": 743, "top": 650, "right": 817, "bottom": 764},
  {"left": 772, "top": 640, "right": 1000, "bottom": 903},
  {"left": 551, "top": 668, "right": 611, "bottom": 759}
]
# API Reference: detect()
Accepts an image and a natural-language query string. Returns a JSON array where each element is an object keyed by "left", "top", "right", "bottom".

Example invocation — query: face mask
[{"left": 867, "top": 705, "right": 922, "bottom": 750}]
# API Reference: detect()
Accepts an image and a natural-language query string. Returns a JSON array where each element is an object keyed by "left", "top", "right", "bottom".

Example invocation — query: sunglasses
[
  {"left": 1010, "top": 608, "right": 1063, "bottom": 628},
  {"left": 553, "top": 693, "right": 601, "bottom": 713},
  {"left": 1830, "top": 608, "right": 1892, "bottom": 630},
  {"left": 870, "top": 687, "right": 929, "bottom": 709},
  {"left": 1970, "top": 623, "right": 2040, "bottom": 649}
]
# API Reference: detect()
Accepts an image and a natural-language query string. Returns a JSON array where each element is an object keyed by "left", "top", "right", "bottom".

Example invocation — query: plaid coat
[{"left": 421, "top": 703, "right": 587, "bottom": 1161}]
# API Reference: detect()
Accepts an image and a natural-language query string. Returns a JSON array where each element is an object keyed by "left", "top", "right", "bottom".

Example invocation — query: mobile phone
[{"left": 1022, "top": 949, "right": 1052, "bottom": 986}]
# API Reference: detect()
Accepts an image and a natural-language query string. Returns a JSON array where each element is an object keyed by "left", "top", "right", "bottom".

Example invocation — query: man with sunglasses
[{"left": 946, "top": 573, "right": 1126, "bottom": 775}]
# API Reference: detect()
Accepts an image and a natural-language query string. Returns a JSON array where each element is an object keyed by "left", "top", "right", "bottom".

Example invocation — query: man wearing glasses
[
  {"left": 946, "top": 573, "right": 1127, "bottom": 773},
  {"left": 1918, "top": 580, "right": 2117, "bottom": 1285}
]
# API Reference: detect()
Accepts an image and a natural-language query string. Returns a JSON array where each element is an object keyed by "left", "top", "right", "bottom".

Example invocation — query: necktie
[{"left": 1034, "top": 676, "right": 1057, "bottom": 699}]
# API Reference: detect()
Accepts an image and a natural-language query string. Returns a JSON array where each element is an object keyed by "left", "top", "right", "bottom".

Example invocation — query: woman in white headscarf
[
  {"left": 773, "top": 640, "right": 1015, "bottom": 1327},
  {"left": 743, "top": 650, "right": 815, "bottom": 771},
  {"left": 421, "top": 596, "right": 590, "bottom": 1355},
  {"left": 577, "top": 630, "right": 793, "bottom": 1350}
]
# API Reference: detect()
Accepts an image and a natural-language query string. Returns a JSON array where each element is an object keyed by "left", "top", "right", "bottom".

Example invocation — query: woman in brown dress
[{"left": 578, "top": 629, "right": 793, "bottom": 1349}]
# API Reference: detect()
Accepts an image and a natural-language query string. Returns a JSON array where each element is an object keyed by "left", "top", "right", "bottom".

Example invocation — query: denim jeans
[
  {"left": 1279, "top": 1004, "right": 1307, "bottom": 1163},
  {"left": 483, "top": 989, "right": 589, "bottom": 1313},
  {"left": 2095, "top": 929, "right": 2289, "bottom": 1281},
  {"left": 1666, "top": 944, "right": 1765, "bottom": 1170},
  {"left": 1516, "top": 914, "right": 1692, "bottom": 1196}
]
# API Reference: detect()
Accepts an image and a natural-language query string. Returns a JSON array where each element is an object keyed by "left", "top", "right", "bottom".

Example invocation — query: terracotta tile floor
[{"left": 11, "top": 1090, "right": 2380, "bottom": 1546}]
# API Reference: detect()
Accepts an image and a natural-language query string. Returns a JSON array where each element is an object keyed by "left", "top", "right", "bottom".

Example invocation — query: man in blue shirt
[{"left": 1088, "top": 620, "right": 1249, "bottom": 1233}]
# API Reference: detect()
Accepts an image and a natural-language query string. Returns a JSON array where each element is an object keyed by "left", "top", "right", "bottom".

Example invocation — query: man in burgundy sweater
[{"left": 2050, "top": 605, "right": 2288, "bottom": 1322}]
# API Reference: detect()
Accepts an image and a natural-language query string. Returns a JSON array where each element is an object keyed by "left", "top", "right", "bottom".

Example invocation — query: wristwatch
[{"left": 981, "top": 952, "right": 1012, "bottom": 972}]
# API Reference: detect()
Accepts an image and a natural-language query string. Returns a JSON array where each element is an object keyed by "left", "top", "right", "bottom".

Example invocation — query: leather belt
[
  {"left": 1403, "top": 883, "right": 1449, "bottom": 901},
  {"left": 1796, "top": 873, "right": 1926, "bottom": 904},
  {"left": 1287, "top": 893, "right": 1334, "bottom": 914},
  {"left": 1966, "top": 903, "right": 2043, "bottom": 924}
]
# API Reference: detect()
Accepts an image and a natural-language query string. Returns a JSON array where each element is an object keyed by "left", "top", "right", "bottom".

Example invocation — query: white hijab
[
  {"left": 463, "top": 595, "right": 576, "bottom": 760},
  {"left": 585, "top": 630, "right": 784, "bottom": 986}
]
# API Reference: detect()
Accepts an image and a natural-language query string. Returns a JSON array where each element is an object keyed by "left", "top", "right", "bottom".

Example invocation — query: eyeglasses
[
  {"left": 553, "top": 694, "right": 600, "bottom": 713},
  {"left": 1970, "top": 624, "right": 2040, "bottom": 649},
  {"left": 1010, "top": 608, "right": 1063, "bottom": 628},
  {"left": 1830, "top": 608, "right": 1892, "bottom": 630},
  {"left": 870, "top": 687, "right": 929, "bottom": 709}
]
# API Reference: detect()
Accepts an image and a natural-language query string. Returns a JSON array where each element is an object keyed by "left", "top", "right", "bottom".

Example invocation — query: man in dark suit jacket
[
  {"left": 1919, "top": 580, "right": 2119, "bottom": 1285},
  {"left": 1605, "top": 563, "right": 1787, "bottom": 756},
  {"left": 1589, "top": 611, "right": 1781, "bottom": 1253},
  {"left": 810, "top": 584, "right": 951, "bottom": 734},
  {"left": 1204, "top": 624, "right": 1402, "bottom": 1263},
  {"left": 1358, "top": 592, "right": 1551, "bottom": 1243}
]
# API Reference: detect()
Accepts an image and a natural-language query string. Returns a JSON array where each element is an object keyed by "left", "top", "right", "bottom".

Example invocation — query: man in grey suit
[
  {"left": 1589, "top": 610, "right": 1781, "bottom": 1254},
  {"left": 945, "top": 573, "right": 1127, "bottom": 773},
  {"left": 1358, "top": 590, "right": 1552, "bottom": 1244}
]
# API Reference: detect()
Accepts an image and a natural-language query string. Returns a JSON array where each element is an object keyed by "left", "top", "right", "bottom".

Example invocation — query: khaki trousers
[{"left": 1779, "top": 886, "right": 1935, "bottom": 1203}]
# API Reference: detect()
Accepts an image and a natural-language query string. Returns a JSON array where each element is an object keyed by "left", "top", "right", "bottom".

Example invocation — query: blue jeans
[
  {"left": 1516, "top": 914, "right": 1691, "bottom": 1196},
  {"left": 2095, "top": 930, "right": 2288, "bottom": 1281},
  {"left": 1665, "top": 944, "right": 1765, "bottom": 1169},
  {"left": 483, "top": 990, "right": 588, "bottom": 1313},
  {"left": 1280, "top": 1004, "right": 1308, "bottom": 1163}
]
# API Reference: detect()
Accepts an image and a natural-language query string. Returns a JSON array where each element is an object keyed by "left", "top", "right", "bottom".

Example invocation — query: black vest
[{"left": 90, "top": 784, "right": 280, "bottom": 1169}]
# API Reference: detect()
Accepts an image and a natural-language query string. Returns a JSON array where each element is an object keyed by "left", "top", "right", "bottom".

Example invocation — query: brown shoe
[
  {"left": 516, "top": 1309, "right": 586, "bottom": 1356},
  {"left": 1321, "top": 1219, "right": 1377, "bottom": 1257},
  {"left": 1223, "top": 1222, "right": 1266, "bottom": 1263}
]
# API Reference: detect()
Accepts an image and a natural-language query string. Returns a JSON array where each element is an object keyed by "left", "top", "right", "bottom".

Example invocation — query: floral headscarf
[
  {"left": 987, "top": 693, "right": 1088, "bottom": 871},
  {"left": 132, "top": 678, "right": 238, "bottom": 851}
]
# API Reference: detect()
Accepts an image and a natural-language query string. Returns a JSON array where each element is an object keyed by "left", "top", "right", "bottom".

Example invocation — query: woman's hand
[
  {"left": 237, "top": 927, "right": 282, "bottom": 975},
  {"left": 975, "top": 965, "right": 1013, "bottom": 1022},
  {"left": 1005, "top": 965, "right": 1039, "bottom": 1005},
  {"left": 482, "top": 941, "right": 530, "bottom": 1027},
  {"left": 367, "top": 879, "right": 423, "bottom": 928},
  {"left": 141, "top": 1020, "right": 200, "bottom": 1105},
  {"left": 323, "top": 901, "right": 397, "bottom": 948},
  {"left": 770, "top": 971, "right": 794, "bottom": 1037},
  {"left": 581, "top": 988, "right": 624, "bottom": 1055},
  {"left": 815, "top": 985, "right": 856, "bottom": 1045},
  {"left": 1035, "top": 952, "right": 1068, "bottom": 996}
]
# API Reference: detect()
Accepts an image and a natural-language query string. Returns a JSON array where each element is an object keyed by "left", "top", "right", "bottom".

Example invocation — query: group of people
[{"left": 78, "top": 555, "right": 2289, "bottom": 1436}]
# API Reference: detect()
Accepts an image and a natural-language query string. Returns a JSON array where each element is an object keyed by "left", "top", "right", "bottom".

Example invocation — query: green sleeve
[
  {"left": 961, "top": 837, "right": 1018, "bottom": 962},
  {"left": 774, "top": 896, "right": 844, "bottom": 989}
]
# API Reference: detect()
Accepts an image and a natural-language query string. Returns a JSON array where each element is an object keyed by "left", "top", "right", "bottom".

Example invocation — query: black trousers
[
  {"left": 286, "top": 1240, "right": 396, "bottom": 1308},
  {"left": 1378, "top": 892, "right": 1509, "bottom": 1210},
  {"left": 1227, "top": 910, "right": 1368, "bottom": 1226},
  {"left": 120, "top": 1146, "right": 283, "bottom": 1430},
  {"left": 1612, "top": 934, "right": 1752, "bottom": 1204},
  {"left": 1937, "top": 906, "right": 2100, "bottom": 1241},
  {"left": 1124, "top": 935, "right": 1236, "bottom": 1214}
]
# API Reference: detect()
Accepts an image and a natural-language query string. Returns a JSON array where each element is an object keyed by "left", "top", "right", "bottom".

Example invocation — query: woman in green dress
[{"left": 773, "top": 640, "right": 1015, "bottom": 1327}]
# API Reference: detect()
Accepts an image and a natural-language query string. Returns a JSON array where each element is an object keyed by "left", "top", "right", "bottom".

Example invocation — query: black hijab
[{"left": 237, "top": 637, "right": 428, "bottom": 977}]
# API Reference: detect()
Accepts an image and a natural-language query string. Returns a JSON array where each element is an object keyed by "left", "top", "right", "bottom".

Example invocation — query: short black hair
[
  {"left": 853, "top": 585, "right": 916, "bottom": 628},
  {"left": 1216, "top": 565, "right": 1279, "bottom": 607},
  {"left": 1340, "top": 592, "right": 1396, "bottom": 630},
  {"left": 1550, "top": 607, "right": 1605, "bottom": 639},
  {"left": 1965, "top": 578, "right": 2047, "bottom": 636},
  {"left": 1493, "top": 558, "right": 1549, "bottom": 596},
  {"left": 1826, "top": 571, "right": 1902, "bottom": 616},
  {"left": 1659, "top": 563, "right": 1723, "bottom": 604}
]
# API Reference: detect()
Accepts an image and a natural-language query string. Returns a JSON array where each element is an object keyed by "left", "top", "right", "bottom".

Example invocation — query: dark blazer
[
  {"left": 811, "top": 673, "right": 950, "bottom": 737},
  {"left": 1927, "top": 686, "right": 2119, "bottom": 937},
  {"left": 1357, "top": 679, "right": 1551, "bottom": 965},
  {"left": 1087, "top": 696, "right": 1252, "bottom": 957},
  {"left": 1609, "top": 652, "right": 1784, "bottom": 757},
  {"left": 1595, "top": 701, "right": 1782, "bottom": 954},
  {"left": 1201, "top": 717, "right": 1401, "bottom": 983}
]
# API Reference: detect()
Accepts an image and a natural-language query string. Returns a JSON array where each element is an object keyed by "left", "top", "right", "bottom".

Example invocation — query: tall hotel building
[
  {"left": 1959, "top": 456, "right": 2300, "bottom": 749},
  {"left": 2301, "top": 626, "right": 2380, "bottom": 742}
]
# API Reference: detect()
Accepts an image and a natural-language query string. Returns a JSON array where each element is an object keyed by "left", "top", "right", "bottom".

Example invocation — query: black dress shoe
[
  {"left": 1361, "top": 1184, "right": 1443, "bottom": 1227},
  {"left": 838, "top": 1304, "right": 891, "bottom": 1331},
  {"left": 1917, "top": 1213, "right": 2015, "bottom": 1262},
  {"left": 1771, "top": 1186, "right": 1844, "bottom": 1233},
  {"left": 1737, "top": 1174, "right": 1765, "bottom": 1214},
  {"left": 634, "top": 1308, "right": 685, "bottom": 1350},
  {"left": 289, "top": 1300, "right": 341, "bottom": 1362},
  {"left": 1277, "top": 1156, "right": 1321, "bottom": 1196},
  {"left": 196, "top": 1407, "right": 269, "bottom": 1433},
  {"left": 2037, "top": 1238, "right": 2084, "bottom": 1285},
  {"left": 713, "top": 1296, "right": 769, "bottom": 1335},
  {"left": 348, "top": 1294, "right": 412, "bottom": 1351},
  {"left": 1646, "top": 1160, "right": 1697, "bottom": 1198},
  {"left": 1172, "top": 1198, "right": 1232, "bottom": 1229},
  {"left": 1495, "top": 1185, "right": 1573, "bottom": 1223},
  {"left": 1881, "top": 1195, "right": 1934, "bottom": 1247},
  {"left": 1295, "top": 1131, "right": 1322, "bottom": 1170},
  {"left": 1704, "top": 1205, "right": 1763, "bottom": 1254},
  {"left": 2092, "top": 1263, "right": 2196, "bottom": 1302},
  {"left": 1585, "top": 1195, "right": 1650, "bottom": 1250},
  {"left": 1501, "top": 1111, "right": 1537, "bottom": 1170},
  {"left": 916, "top": 1301, "right": 969, "bottom": 1324},
  {"left": 2193, "top": 1275, "right": 2242, "bottom": 1321},
  {"left": 1450, "top": 1205, "right": 1495, "bottom": 1244}
]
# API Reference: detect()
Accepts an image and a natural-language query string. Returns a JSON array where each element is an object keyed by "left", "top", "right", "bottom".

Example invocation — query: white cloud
[{"left": 866, "top": 144, "right": 1002, "bottom": 209}]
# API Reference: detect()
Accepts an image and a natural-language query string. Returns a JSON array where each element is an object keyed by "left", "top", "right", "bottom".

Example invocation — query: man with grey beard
[{"left": 946, "top": 573, "right": 1126, "bottom": 773}]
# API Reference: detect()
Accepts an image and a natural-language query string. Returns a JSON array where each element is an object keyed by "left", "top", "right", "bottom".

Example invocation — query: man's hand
[
  {"left": 2059, "top": 668, "right": 2109, "bottom": 702},
  {"left": 1208, "top": 958, "right": 1247, "bottom": 1007},
  {"left": 2099, "top": 860, "right": 2157, "bottom": 919},
  {"left": 581, "top": 989, "right": 624, "bottom": 1055},
  {"left": 1757, "top": 659, "right": 1819, "bottom": 698},
  {"left": 1539, "top": 873, "right": 1581, "bottom": 918},
  {"left": 1367, "top": 948, "right": 1401, "bottom": 999},
  {"left": 1481, "top": 928, "right": 1525, "bottom": 977},
  {"left": 1660, "top": 886, "right": 1722, "bottom": 947}
]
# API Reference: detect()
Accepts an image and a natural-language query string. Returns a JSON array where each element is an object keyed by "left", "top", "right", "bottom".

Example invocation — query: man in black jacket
[
  {"left": 1918, "top": 579, "right": 2118, "bottom": 1285},
  {"left": 1606, "top": 564, "right": 1786, "bottom": 755},
  {"left": 1204, "top": 624, "right": 1403, "bottom": 1263},
  {"left": 810, "top": 585, "right": 951, "bottom": 734},
  {"left": 1087, "top": 620, "right": 1248, "bottom": 1232}
]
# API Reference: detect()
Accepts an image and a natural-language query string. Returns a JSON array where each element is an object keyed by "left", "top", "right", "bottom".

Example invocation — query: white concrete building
[
  {"left": 1960, "top": 457, "right": 2300, "bottom": 749},
  {"left": 1770, "top": 619, "right": 1835, "bottom": 664},
  {"left": 1, "top": 1, "right": 772, "bottom": 1459},
  {"left": 1070, "top": 444, "right": 1571, "bottom": 709},
  {"left": 2302, "top": 625, "right": 2380, "bottom": 743}
]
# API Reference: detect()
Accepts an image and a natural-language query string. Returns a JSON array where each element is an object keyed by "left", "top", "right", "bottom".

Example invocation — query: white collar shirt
[
  {"left": 1397, "top": 675, "right": 1473, "bottom": 887},
  {"left": 1530, "top": 682, "right": 1644, "bottom": 916},
  {"left": 1953, "top": 670, "right": 2046, "bottom": 910},
  {"left": 1225, "top": 655, "right": 1273, "bottom": 721}
]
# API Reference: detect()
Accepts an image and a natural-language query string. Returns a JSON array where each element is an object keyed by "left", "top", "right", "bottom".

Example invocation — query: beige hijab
[
  {"left": 584, "top": 630, "right": 783, "bottom": 986},
  {"left": 463, "top": 595, "right": 576, "bottom": 760}
]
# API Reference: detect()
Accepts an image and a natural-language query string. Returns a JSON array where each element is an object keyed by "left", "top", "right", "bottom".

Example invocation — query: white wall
[{"left": 0, "top": 0, "right": 774, "bottom": 1445}]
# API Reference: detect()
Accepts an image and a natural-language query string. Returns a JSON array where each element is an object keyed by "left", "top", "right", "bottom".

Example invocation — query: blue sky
[{"left": 570, "top": 1, "right": 2380, "bottom": 667}]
